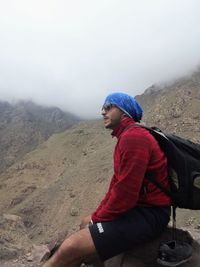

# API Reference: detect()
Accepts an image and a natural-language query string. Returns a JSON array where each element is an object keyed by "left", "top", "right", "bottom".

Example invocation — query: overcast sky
[{"left": 0, "top": 0, "right": 200, "bottom": 118}]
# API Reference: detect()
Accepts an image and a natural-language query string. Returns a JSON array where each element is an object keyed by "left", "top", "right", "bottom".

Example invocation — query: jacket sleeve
[
  {"left": 91, "top": 174, "right": 117, "bottom": 217},
  {"left": 92, "top": 131, "right": 152, "bottom": 222}
]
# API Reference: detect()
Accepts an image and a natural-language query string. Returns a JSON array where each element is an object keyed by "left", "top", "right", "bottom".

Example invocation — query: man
[{"left": 42, "top": 92, "right": 171, "bottom": 267}]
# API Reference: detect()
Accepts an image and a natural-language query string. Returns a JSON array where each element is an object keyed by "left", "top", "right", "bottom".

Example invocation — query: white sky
[{"left": 0, "top": 0, "right": 200, "bottom": 118}]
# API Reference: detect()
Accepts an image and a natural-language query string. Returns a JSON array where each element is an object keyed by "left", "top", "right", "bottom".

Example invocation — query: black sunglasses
[{"left": 102, "top": 103, "right": 116, "bottom": 112}]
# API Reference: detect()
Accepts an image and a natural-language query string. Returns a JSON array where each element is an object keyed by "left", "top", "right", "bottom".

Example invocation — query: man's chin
[
  {"left": 105, "top": 126, "right": 111, "bottom": 129},
  {"left": 104, "top": 124, "right": 110, "bottom": 129},
  {"left": 104, "top": 122, "right": 112, "bottom": 129},
  {"left": 104, "top": 122, "right": 114, "bottom": 130}
]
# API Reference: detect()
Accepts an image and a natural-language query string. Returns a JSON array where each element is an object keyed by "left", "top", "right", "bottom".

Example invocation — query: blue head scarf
[{"left": 103, "top": 92, "right": 143, "bottom": 122}]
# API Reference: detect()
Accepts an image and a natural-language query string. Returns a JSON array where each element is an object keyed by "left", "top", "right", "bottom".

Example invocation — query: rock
[
  {"left": 0, "top": 247, "right": 18, "bottom": 261},
  {"left": 27, "top": 230, "right": 68, "bottom": 264},
  {"left": 69, "top": 192, "right": 76, "bottom": 198},
  {"left": 0, "top": 214, "right": 33, "bottom": 261},
  {"left": 27, "top": 244, "right": 50, "bottom": 263},
  {"left": 70, "top": 207, "right": 79, "bottom": 216},
  {"left": 3, "top": 214, "right": 23, "bottom": 222},
  {"left": 92, "top": 227, "right": 200, "bottom": 267}
]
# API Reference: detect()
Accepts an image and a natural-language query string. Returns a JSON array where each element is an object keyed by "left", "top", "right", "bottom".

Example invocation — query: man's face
[{"left": 101, "top": 104, "right": 125, "bottom": 129}]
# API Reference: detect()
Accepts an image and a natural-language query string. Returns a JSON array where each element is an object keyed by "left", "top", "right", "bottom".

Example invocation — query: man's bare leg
[{"left": 41, "top": 228, "right": 105, "bottom": 267}]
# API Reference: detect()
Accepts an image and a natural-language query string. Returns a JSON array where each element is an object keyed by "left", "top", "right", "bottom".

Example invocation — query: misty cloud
[{"left": 0, "top": 0, "right": 200, "bottom": 118}]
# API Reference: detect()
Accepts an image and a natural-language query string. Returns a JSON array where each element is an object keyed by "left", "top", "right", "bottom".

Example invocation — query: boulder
[
  {"left": 0, "top": 214, "right": 32, "bottom": 261},
  {"left": 92, "top": 227, "right": 200, "bottom": 267}
]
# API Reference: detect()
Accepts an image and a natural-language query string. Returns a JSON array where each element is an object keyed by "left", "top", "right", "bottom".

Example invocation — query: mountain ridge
[
  {"left": 136, "top": 69, "right": 200, "bottom": 141},
  {"left": 0, "top": 100, "right": 80, "bottom": 172}
]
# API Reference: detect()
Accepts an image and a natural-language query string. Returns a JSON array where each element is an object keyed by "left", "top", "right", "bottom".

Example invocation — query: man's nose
[{"left": 101, "top": 109, "right": 106, "bottom": 116}]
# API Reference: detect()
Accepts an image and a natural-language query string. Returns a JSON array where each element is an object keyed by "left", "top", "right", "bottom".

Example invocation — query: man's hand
[{"left": 79, "top": 215, "right": 92, "bottom": 229}]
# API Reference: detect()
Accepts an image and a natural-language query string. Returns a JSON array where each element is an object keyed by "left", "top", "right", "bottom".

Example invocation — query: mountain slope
[
  {"left": 0, "top": 100, "right": 80, "bottom": 172},
  {"left": 0, "top": 120, "right": 115, "bottom": 245},
  {"left": 136, "top": 70, "right": 200, "bottom": 142}
]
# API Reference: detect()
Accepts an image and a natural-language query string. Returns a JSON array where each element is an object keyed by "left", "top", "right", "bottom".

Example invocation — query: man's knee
[
  {"left": 56, "top": 235, "right": 79, "bottom": 258},
  {"left": 55, "top": 228, "right": 97, "bottom": 262}
]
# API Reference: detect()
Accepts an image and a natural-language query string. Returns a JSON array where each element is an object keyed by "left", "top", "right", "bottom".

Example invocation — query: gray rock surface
[{"left": 98, "top": 228, "right": 200, "bottom": 267}]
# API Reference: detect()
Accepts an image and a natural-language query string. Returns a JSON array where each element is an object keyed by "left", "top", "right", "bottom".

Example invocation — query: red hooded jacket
[{"left": 92, "top": 118, "right": 171, "bottom": 223}]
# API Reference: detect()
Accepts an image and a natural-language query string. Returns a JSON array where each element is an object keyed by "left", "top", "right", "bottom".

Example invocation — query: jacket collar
[{"left": 111, "top": 117, "right": 136, "bottom": 139}]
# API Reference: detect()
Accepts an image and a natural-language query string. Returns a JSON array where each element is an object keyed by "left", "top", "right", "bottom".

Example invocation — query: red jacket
[{"left": 92, "top": 118, "right": 171, "bottom": 223}]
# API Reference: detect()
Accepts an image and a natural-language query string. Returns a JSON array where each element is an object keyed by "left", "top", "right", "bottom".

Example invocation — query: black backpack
[
  {"left": 135, "top": 125, "right": 199, "bottom": 247},
  {"left": 138, "top": 125, "right": 200, "bottom": 211}
]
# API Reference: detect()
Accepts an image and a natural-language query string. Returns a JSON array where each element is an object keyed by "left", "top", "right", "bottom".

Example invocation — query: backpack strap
[
  {"left": 145, "top": 171, "right": 171, "bottom": 197},
  {"left": 172, "top": 206, "right": 177, "bottom": 240},
  {"left": 146, "top": 171, "right": 177, "bottom": 240}
]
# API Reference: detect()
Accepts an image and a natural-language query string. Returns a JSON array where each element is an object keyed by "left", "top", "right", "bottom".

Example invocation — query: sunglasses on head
[{"left": 102, "top": 103, "right": 116, "bottom": 112}]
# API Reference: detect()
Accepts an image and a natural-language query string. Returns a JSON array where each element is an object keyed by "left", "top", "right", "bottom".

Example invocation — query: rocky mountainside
[
  {"left": 136, "top": 69, "right": 200, "bottom": 142},
  {"left": 0, "top": 100, "right": 80, "bottom": 172},
  {"left": 0, "top": 120, "right": 116, "bottom": 265},
  {"left": 1, "top": 70, "right": 200, "bottom": 266}
]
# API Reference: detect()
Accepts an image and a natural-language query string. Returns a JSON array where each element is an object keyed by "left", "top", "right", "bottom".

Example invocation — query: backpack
[
  {"left": 136, "top": 125, "right": 199, "bottom": 252},
  {"left": 139, "top": 125, "right": 200, "bottom": 211}
]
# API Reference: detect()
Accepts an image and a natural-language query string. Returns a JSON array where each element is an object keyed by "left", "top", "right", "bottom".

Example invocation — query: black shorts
[{"left": 89, "top": 206, "right": 170, "bottom": 261}]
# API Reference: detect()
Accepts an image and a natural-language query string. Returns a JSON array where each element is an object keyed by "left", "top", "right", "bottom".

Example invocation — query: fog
[{"left": 0, "top": 0, "right": 200, "bottom": 118}]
